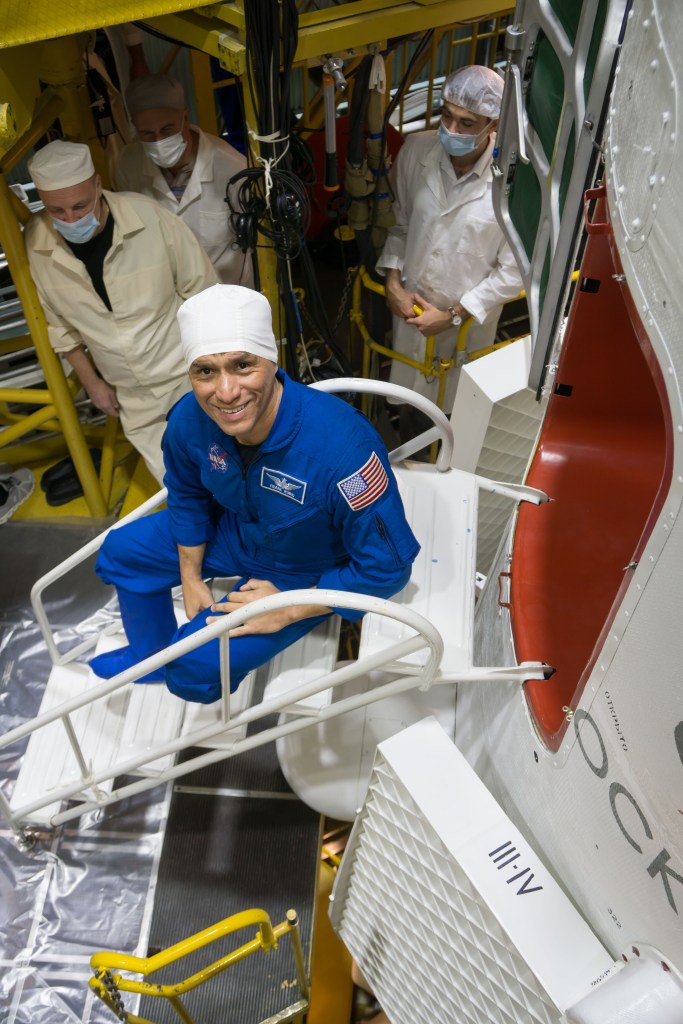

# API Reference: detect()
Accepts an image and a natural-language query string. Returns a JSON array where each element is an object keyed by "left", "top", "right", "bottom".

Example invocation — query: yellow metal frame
[
  {"left": 353, "top": 266, "right": 526, "bottom": 411},
  {"left": 90, "top": 907, "right": 309, "bottom": 1024}
]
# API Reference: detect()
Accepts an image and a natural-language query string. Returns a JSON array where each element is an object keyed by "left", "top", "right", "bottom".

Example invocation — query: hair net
[
  {"left": 28, "top": 141, "right": 96, "bottom": 191},
  {"left": 441, "top": 65, "right": 504, "bottom": 119},
  {"left": 178, "top": 285, "right": 278, "bottom": 369},
  {"left": 125, "top": 74, "right": 186, "bottom": 115}
]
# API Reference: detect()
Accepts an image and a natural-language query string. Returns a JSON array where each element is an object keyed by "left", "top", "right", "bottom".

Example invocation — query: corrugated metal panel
[{"left": 475, "top": 387, "right": 543, "bottom": 575}]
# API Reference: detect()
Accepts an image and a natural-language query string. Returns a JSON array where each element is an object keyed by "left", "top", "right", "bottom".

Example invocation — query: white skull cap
[
  {"left": 441, "top": 65, "right": 504, "bottom": 119},
  {"left": 126, "top": 74, "right": 185, "bottom": 115},
  {"left": 28, "top": 140, "right": 96, "bottom": 191},
  {"left": 178, "top": 285, "right": 278, "bottom": 369}
]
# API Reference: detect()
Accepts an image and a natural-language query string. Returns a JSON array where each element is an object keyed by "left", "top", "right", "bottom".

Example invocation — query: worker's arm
[
  {"left": 459, "top": 236, "right": 523, "bottom": 324},
  {"left": 63, "top": 346, "right": 120, "bottom": 417},
  {"left": 384, "top": 267, "right": 417, "bottom": 321},
  {"left": 406, "top": 295, "right": 469, "bottom": 337}
]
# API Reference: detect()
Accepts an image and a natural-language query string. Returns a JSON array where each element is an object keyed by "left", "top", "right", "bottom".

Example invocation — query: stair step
[
  {"left": 10, "top": 634, "right": 187, "bottom": 826},
  {"left": 263, "top": 616, "right": 342, "bottom": 714}
]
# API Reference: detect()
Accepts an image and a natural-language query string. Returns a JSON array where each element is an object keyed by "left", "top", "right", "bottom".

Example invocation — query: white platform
[
  {"left": 276, "top": 459, "right": 478, "bottom": 819},
  {"left": 358, "top": 463, "right": 477, "bottom": 675}
]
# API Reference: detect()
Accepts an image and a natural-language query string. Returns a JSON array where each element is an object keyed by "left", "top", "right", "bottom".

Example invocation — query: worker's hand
[
  {"left": 207, "top": 578, "right": 293, "bottom": 635},
  {"left": 385, "top": 276, "right": 417, "bottom": 321},
  {"left": 405, "top": 295, "right": 453, "bottom": 337},
  {"left": 182, "top": 577, "right": 215, "bottom": 621},
  {"left": 87, "top": 378, "right": 120, "bottom": 417}
]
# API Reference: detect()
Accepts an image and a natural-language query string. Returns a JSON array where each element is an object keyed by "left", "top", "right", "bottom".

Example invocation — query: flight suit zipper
[{"left": 376, "top": 514, "right": 402, "bottom": 566}]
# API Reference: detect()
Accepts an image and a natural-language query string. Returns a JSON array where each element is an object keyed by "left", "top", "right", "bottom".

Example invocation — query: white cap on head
[
  {"left": 441, "top": 65, "right": 504, "bottom": 119},
  {"left": 178, "top": 285, "right": 278, "bottom": 369},
  {"left": 28, "top": 140, "right": 96, "bottom": 191},
  {"left": 126, "top": 74, "right": 185, "bottom": 115}
]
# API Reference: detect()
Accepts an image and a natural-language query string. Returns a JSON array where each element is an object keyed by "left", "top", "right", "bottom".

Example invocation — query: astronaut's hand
[
  {"left": 182, "top": 578, "right": 215, "bottom": 621},
  {"left": 87, "top": 378, "right": 120, "bottom": 417},
  {"left": 405, "top": 295, "right": 453, "bottom": 337},
  {"left": 207, "top": 578, "right": 291, "bottom": 635}
]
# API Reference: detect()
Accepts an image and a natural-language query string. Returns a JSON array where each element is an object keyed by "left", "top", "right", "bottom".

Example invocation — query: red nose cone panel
[{"left": 511, "top": 204, "right": 672, "bottom": 749}]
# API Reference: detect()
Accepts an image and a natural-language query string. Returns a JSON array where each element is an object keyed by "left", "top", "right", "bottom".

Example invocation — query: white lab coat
[
  {"left": 377, "top": 131, "right": 522, "bottom": 406},
  {"left": 116, "top": 126, "right": 253, "bottom": 287},
  {"left": 25, "top": 191, "right": 218, "bottom": 481}
]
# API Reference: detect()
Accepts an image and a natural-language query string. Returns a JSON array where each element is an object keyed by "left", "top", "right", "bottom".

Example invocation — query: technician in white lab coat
[
  {"left": 26, "top": 141, "right": 217, "bottom": 483},
  {"left": 377, "top": 65, "right": 522, "bottom": 408},
  {"left": 116, "top": 73, "right": 253, "bottom": 287}
]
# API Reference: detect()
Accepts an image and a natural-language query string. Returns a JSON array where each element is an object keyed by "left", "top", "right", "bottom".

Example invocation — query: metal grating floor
[{"left": 136, "top": 742, "right": 322, "bottom": 1024}]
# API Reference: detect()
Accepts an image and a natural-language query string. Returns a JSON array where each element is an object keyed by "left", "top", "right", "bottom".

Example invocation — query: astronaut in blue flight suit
[{"left": 90, "top": 284, "right": 420, "bottom": 703}]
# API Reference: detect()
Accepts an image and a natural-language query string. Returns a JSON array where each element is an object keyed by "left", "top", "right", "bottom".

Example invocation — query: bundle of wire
[{"left": 226, "top": 0, "right": 353, "bottom": 382}]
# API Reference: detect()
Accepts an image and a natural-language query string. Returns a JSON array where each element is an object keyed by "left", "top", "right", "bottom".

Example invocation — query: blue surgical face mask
[
  {"left": 439, "top": 121, "right": 490, "bottom": 158},
  {"left": 52, "top": 204, "right": 101, "bottom": 244}
]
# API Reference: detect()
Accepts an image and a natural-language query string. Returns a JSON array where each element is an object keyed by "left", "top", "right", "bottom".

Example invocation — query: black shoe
[
  {"left": 41, "top": 448, "right": 102, "bottom": 492},
  {"left": 43, "top": 450, "right": 103, "bottom": 506}
]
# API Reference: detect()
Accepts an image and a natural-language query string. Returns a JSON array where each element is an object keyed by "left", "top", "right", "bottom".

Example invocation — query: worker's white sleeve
[
  {"left": 157, "top": 204, "right": 219, "bottom": 298},
  {"left": 113, "top": 157, "right": 131, "bottom": 192},
  {"left": 33, "top": 283, "right": 85, "bottom": 354},
  {"left": 460, "top": 237, "right": 523, "bottom": 324},
  {"left": 375, "top": 149, "right": 411, "bottom": 278}
]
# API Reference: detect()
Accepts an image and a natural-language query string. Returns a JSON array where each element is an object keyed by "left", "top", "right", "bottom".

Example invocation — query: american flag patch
[{"left": 337, "top": 451, "right": 388, "bottom": 510}]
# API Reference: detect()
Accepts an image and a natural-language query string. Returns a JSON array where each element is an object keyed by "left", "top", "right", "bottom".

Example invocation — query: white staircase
[{"left": 0, "top": 380, "right": 549, "bottom": 834}]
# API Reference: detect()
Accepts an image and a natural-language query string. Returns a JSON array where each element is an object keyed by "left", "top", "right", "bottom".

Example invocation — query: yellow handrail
[
  {"left": 353, "top": 265, "right": 527, "bottom": 412},
  {"left": 90, "top": 907, "right": 309, "bottom": 1024}
]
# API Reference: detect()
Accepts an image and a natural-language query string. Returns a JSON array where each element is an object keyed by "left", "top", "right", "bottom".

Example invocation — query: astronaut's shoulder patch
[
  {"left": 337, "top": 451, "right": 388, "bottom": 510},
  {"left": 260, "top": 466, "right": 307, "bottom": 504},
  {"left": 208, "top": 442, "right": 230, "bottom": 473}
]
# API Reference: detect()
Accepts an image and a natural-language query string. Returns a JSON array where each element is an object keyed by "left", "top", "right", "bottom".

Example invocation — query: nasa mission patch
[{"left": 208, "top": 442, "right": 230, "bottom": 473}]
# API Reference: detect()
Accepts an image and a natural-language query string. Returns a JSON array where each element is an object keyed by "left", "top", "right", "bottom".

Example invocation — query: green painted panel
[
  {"left": 527, "top": 32, "right": 565, "bottom": 162},
  {"left": 548, "top": 0, "right": 581, "bottom": 45},
  {"left": 508, "top": 159, "right": 541, "bottom": 262},
  {"left": 539, "top": 243, "right": 551, "bottom": 322},
  {"left": 559, "top": 120, "right": 576, "bottom": 217}
]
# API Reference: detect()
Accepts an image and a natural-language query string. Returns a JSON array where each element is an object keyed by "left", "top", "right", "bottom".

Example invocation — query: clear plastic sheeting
[{"left": 0, "top": 522, "right": 172, "bottom": 1024}]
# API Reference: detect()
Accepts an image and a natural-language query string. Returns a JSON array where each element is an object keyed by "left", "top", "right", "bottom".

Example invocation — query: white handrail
[
  {"left": 2, "top": 590, "right": 442, "bottom": 752},
  {"left": 30, "top": 488, "right": 168, "bottom": 666},
  {"left": 309, "top": 377, "right": 454, "bottom": 471},
  {"left": 2, "top": 589, "right": 443, "bottom": 828}
]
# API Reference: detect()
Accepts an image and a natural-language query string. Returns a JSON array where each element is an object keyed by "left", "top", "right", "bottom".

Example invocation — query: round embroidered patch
[{"left": 208, "top": 442, "right": 229, "bottom": 473}]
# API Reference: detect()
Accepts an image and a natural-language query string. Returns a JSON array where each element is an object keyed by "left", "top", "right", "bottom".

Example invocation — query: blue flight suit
[{"left": 96, "top": 371, "right": 420, "bottom": 702}]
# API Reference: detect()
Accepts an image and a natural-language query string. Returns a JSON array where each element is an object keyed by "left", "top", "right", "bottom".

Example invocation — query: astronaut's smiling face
[{"left": 189, "top": 351, "right": 281, "bottom": 446}]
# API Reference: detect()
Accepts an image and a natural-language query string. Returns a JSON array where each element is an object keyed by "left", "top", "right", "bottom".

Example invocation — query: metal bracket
[{"left": 218, "top": 31, "right": 247, "bottom": 76}]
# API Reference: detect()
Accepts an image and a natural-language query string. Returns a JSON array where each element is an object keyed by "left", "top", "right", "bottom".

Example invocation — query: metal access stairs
[{"left": 0, "top": 379, "right": 550, "bottom": 835}]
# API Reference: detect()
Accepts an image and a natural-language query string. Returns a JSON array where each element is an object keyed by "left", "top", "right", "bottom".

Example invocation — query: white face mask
[{"left": 142, "top": 131, "right": 187, "bottom": 168}]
